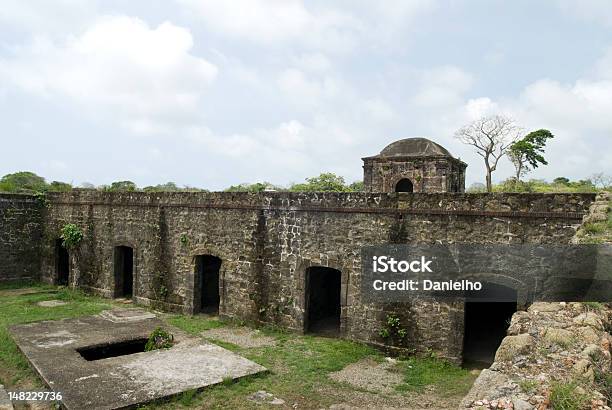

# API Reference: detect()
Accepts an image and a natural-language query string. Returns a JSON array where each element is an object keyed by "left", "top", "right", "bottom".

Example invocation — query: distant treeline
[
  {"left": 0, "top": 171, "right": 609, "bottom": 194},
  {"left": 468, "top": 175, "right": 611, "bottom": 193},
  {"left": 0, "top": 171, "right": 363, "bottom": 193}
]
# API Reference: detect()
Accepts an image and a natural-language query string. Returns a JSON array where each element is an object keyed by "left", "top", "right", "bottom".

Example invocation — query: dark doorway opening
[
  {"left": 462, "top": 283, "right": 517, "bottom": 368},
  {"left": 55, "top": 239, "right": 70, "bottom": 286},
  {"left": 305, "top": 267, "right": 341, "bottom": 335},
  {"left": 395, "top": 178, "right": 414, "bottom": 193},
  {"left": 195, "top": 255, "right": 221, "bottom": 314},
  {"left": 114, "top": 246, "right": 134, "bottom": 298},
  {"left": 77, "top": 338, "right": 148, "bottom": 361}
]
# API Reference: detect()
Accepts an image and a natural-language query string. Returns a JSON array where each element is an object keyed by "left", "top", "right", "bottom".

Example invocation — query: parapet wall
[
  {"left": 33, "top": 190, "right": 594, "bottom": 362},
  {"left": 0, "top": 194, "right": 43, "bottom": 282}
]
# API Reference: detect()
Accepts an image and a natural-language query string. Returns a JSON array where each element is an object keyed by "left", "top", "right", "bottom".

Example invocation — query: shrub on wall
[
  {"left": 379, "top": 313, "right": 408, "bottom": 346},
  {"left": 60, "top": 223, "right": 83, "bottom": 249}
]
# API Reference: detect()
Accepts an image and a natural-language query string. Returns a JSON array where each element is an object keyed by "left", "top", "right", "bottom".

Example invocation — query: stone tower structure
[{"left": 362, "top": 137, "right": 467, "bottom": 193}]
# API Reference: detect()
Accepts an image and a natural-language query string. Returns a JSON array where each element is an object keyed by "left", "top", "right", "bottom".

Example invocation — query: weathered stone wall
[
  {"left": 37, "top": 190, "right": 594, "bottom": 362},
  {"left": 461, "top": 191, "right": 612, "bottom": 410},
  {"left": 363, "top": 156, "right": 466, "bottom": 193},
  {"left": 0, "top": 194, "right": 43, "bottom": 282}
]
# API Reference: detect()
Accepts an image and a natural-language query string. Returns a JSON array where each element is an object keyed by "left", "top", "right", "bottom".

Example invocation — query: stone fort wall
[
  {"left": 26, "top": 190, "right": 592, "bottom": 361},
  {"left": 0, "top": 190, "right": 595, "bottom": 361},
  {"left": 0, "top": 193, "right": 43, "bottom": 282}
]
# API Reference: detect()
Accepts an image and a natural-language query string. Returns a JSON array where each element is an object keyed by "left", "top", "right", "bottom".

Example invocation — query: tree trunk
[
  {"left": 485, "top": 160, "right": 492, "bottom": 192},
  {"left": 515, "top": 163, "right": 522, "bottom": 182}
]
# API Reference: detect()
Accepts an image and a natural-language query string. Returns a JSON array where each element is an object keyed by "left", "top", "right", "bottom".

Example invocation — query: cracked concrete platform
[{"left": 9, "top": 309, "right": 266, "bottom": 410}]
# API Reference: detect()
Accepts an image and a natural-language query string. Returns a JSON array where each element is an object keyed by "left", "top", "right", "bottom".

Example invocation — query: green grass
[
  {"left": 518, "top": 379, "right": 539, "bottom": 394},
  {"left": 577, "top": 201, "right": 612, "bottom": 244},
  {"left": 1, "top": 284, "right": 477, "bottom": 409},
  {"left": 137, "top": 332, "right": 382, "bottom": 409},
  {"left": 549, "top": 380, "right": 589, "bottom": 410},
  {"left": 178, "top": 389, "right": 197, "bottom": 406},
  {"left": 166, "top": 314, "right": 225, "bottom": 335},
  {"left": 0, "top": 284, "right": 114, "bottom": 386},
  {"left": 583, "top": 301, "right": 604, "bottom": 311},
  {"left": 394, "top": 356, "right": 475, "bottom": 397}
]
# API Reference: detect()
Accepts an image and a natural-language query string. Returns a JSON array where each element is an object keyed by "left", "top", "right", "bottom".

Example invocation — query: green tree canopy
[
  {"left": 508, "top": 129, "right": 554, "bottom": 181},
  {"left": 224, "top": 182, "right": 279, "bottom": 192},
  {"left": 143, "top": 182, "right": 180, "bottom": 192},
  {"left": 106, "top": 181, "right": 137, "bottom": 192},
  {"left": 290, "top": 173, "right": 349, "bottom": 192},
  {"left": 553, "top": 177, "right": 570, "bottom": 185},
  {"left": 347, "top": 181, "right": 364, "bottom": 192},
  {"left": 48, "top": 181, "right": 73, "bottom": 192},
  {"left": 0, "top": 171, "right": 48, "bottom": 192}
]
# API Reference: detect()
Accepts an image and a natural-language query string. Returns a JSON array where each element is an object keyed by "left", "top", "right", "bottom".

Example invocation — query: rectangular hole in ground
[{"left": 77, "top": 338, "right": 149, "bottom": 361}]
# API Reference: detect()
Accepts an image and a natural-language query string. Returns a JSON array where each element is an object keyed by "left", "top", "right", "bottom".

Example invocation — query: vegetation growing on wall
[
  {"left": 60, "top": 224, "right": 83, "bottom": 249},
  {"left": 379, "top": 314, "right": 408, "bottom": 346}
]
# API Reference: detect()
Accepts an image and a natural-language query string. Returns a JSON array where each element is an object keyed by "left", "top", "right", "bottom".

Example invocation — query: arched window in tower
[{"left": 395, "top": 178, "right": 414, "bottom": 193}]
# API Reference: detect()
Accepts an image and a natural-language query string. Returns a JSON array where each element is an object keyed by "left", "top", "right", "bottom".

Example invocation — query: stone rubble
[
  {"left": 247, "top": 390, "right": 285, "bottom": 405},
  {"left": 460, "top": 302, "right": 611, "bottom": 410},
  {"left": 461, "top": 193, "right": 612, "bottom": 410}
]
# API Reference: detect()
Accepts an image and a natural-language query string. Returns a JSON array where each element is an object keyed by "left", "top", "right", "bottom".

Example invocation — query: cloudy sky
[{"left": 1, "top": 0, "right": 611, "bottom": 190}]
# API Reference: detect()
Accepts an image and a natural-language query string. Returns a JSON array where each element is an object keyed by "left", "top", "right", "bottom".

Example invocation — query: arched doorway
[
  {"left": 395, "top": 178, "right": 414, "bottom": 192},
  {"left": 55, "top": 239, "right": 69, "bottom": 286},
  {"left": 194, "top": 255, "right": 222, "bottom": 314},
  {"left": 113, "top": 246, "right": 134, "bottom": 298},
  {"left": 462, "top": 282, "right": 517, "bottom": 368},
  {"left": 305, "top": 266, "right": 341, "bottom": 335}
]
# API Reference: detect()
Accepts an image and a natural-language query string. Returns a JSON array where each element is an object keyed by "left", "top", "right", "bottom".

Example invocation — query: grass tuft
[
  {"left": 395, "top": 356, "right": 475, "bottom": 397},
  {"left": 549, "top": 380, "right": 589, "bottom": 410},
  {"left": 166, "top": 315, "right": 225, "bottom": 335}
]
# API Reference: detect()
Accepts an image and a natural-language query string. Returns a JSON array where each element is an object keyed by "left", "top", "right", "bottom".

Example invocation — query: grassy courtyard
[{"left": 0, "top": 283, "right": 476, "bottom": 409}]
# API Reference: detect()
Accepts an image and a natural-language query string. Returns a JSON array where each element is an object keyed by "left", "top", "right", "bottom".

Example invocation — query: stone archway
[
  {"left": 462, "top": 282, "right": 518, "bottom": 368},
  {"left": 395, "top": 178, "right": 414, "bottom": 193}
]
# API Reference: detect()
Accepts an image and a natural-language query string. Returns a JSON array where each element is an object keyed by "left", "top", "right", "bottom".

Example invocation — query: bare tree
[
  {"left": 454, "top": 115, "right": 522, "bottom": 192},
  {"left": 591, "top": 172, "right": 612, "bottom": 190}
]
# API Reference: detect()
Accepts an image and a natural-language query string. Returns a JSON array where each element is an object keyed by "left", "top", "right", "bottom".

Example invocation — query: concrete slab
[
  {"left": 9, "top": 310, "right": 266, "bottom": 410},
  {"left": 36, "top": 300, "right": 68, "bottom": 307},
  {"left": 99, "top": 308, "right": 156, "bottom": 323},
  {"left": 0, "top": 385, "right": 13, "bottom": 410}
]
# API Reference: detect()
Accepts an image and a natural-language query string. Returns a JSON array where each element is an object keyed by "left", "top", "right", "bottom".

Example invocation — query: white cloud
[
  {"left": 412, "top": 66, "right": 473, "bottom": 107},
  {"left": 292, "top": 53, "right": 333, "bottom": 73},
  {"left": 0, "top": 0, "right": 99, "bottom": 34},
  {"left": 450, "top": 51, "right": 612, "bottom": 183},
  {"left": 178, "top": 0, "right": 360, "bottom": 53},
  {"left": 465, "top": 97, "right": 499, "bottom": 120},
  {"left": 0, "top": 16, "right": 218, "bottom": 132},
  {"left": 277, "top": 68, "right": 339, "bottom": 107},
  {"left": 178, "top": 0, "right": 437, "bottom": 53},
  {"left": 362, "top": 98, "right": 395, "bottom": 122}
]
